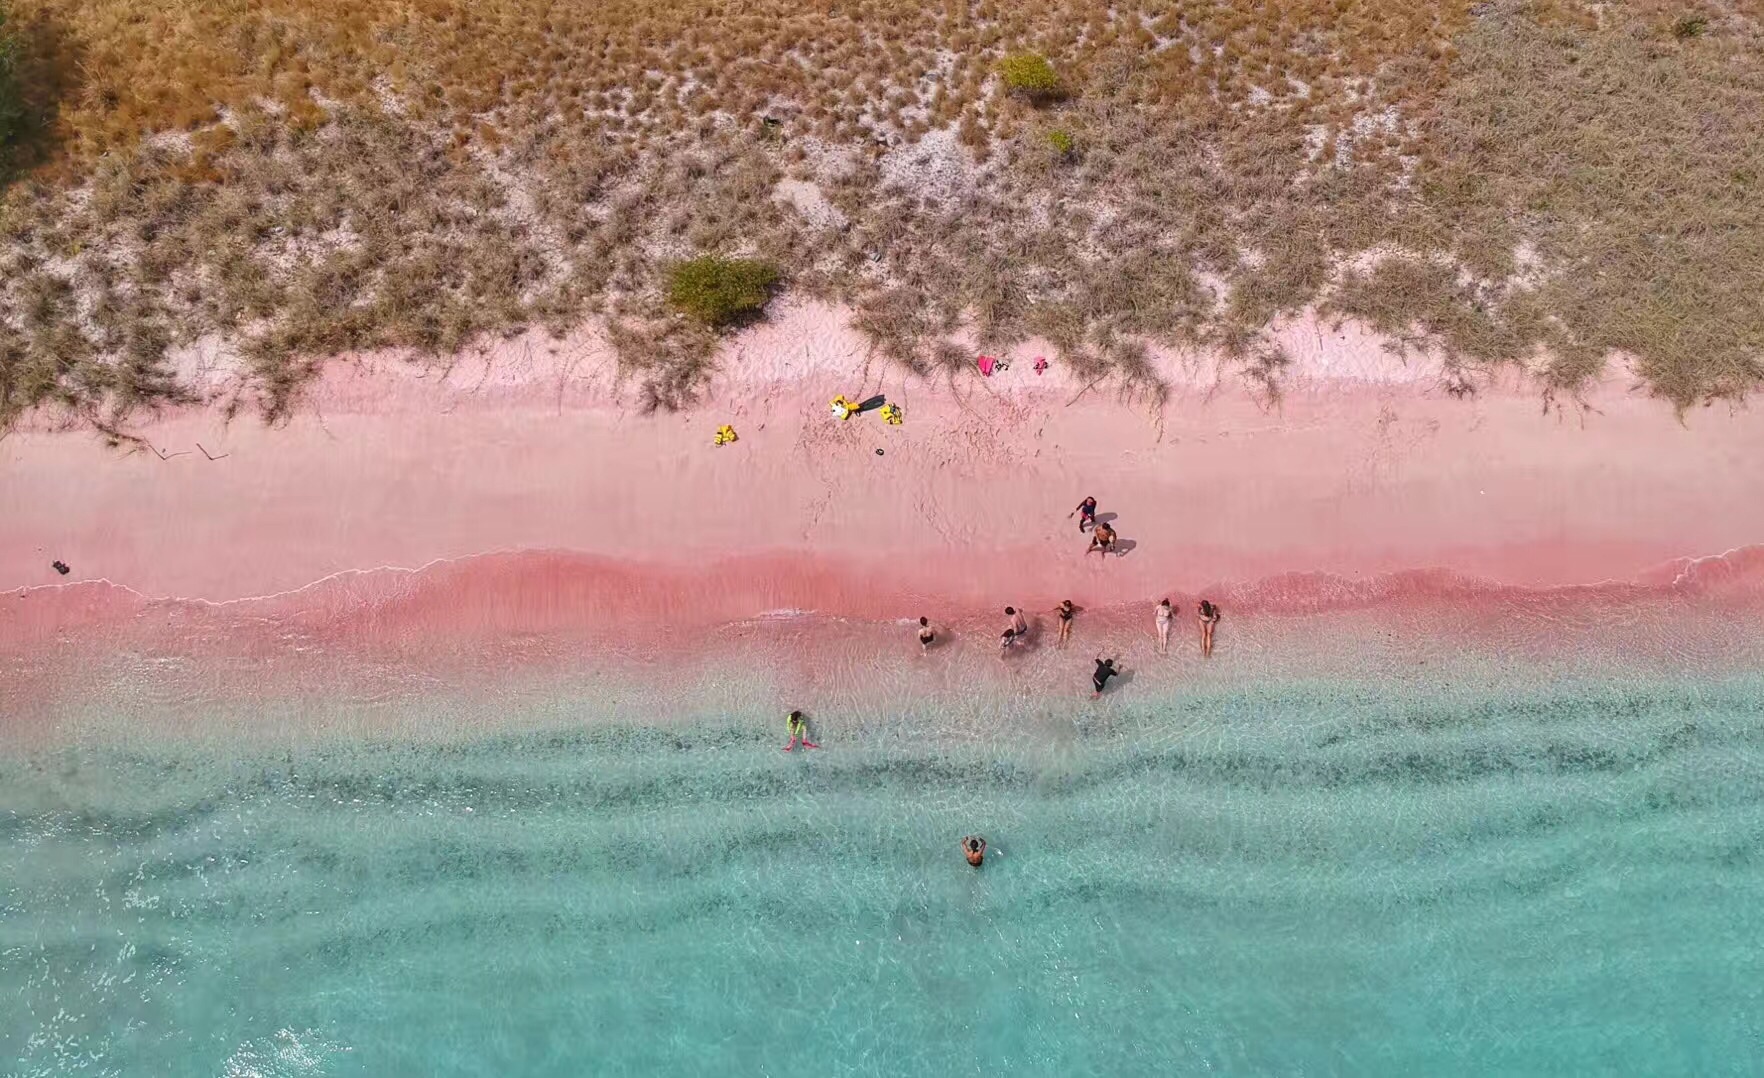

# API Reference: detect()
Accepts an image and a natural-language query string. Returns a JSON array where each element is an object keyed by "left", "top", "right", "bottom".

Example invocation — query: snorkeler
[
  {"left": 782, "top": 710, "right": 820, "bottom": 751},
  {"left": 1055, "top": 599, "right": 1076, "bottom": 648},
  {"left": 1070, "top": 496, "right": 1098, "bottom": 533},
  {"left": 1086, "top": 522, "right": 1117, "bottom": 557},
  {"left": 1156, "top": 598, "right": 1174, "bottom": 654},
  {"left": 1198, "top": 599, "right": 1221, "bottom": 658},
  {"left": 962, "top": 835, "right": 987, "bottom": 867},
  {"left": 918, "top": 616, "right": 936, "bottom": 652},
  {"left": 1091, "top": 657, "right": 1120, "bottom": 697}
]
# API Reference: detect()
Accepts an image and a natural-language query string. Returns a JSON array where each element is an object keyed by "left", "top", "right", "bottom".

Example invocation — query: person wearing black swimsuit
[
  {"left": 1055, "top": 599, "right": 1075, "bottom": 648},
  {"left": 1091, "top": 657, "right": 1119, "bottom": 697},
  {"left": 918, "top": 616, "right": 936, "bottom": 652},
  {"left": 1198, "top": 600, "right": 1221, "bottom": 658}
]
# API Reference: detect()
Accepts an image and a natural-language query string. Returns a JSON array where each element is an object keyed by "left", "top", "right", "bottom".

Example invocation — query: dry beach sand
[{"left": 5, "top": 302, "right": 1764, "bottom": 734}]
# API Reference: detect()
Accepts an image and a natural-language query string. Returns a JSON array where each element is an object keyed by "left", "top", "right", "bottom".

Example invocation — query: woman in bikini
[
  {"left": 1156, "top": 598, "right": 1174, "bottom": 654},
  {"left": 1198, "top": 600, "right": 1221, "bottom": 658},
  {"left": 1055, "top": 600, "right": 1076, "bottom": 648},
  {"left": 917, "top": 616, "right": 936, "bottom": 652}
]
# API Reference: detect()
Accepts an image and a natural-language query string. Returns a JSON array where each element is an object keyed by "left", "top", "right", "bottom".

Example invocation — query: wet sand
[{"left": 4, "top": 302, "right": 1763, "bottom": 735}]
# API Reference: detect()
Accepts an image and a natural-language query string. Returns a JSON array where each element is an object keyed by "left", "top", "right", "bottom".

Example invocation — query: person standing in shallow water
[
  {"left": 1070, "top": 496, "right": 1098, "bottom": 533},
  {"left": 962, "top": 836, "right": 987, "bottom": 867},
  {"left": 1156, "top": 598, "right": 1174, "bottom": 654},
  {"left": 1092, "top": 657, "right": 1120, "bottom": 697},
  {"left": 917, "top": 616, "right": 936, "bottom": 652},
  {"left": 782, "top": 710, "right": 819, "bottom": 751},
  {"left": 1198, "top": 600, "right": 1221, "bottom": 657}
]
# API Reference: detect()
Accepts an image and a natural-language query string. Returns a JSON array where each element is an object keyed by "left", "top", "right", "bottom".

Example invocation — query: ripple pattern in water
[{"left": 4, "top": 676, "right": 1763, "bottom": 1076}]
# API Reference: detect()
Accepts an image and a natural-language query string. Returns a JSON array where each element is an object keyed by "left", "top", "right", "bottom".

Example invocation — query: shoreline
[
  {"left": 8, "top": 556, "right": 1764, "bottom": 746},
  {"left": 4, "top": 302, "right": 1763, "bottom": 736}
]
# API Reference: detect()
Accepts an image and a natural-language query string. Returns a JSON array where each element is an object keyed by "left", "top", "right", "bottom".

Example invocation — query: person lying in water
[
  {"left": 782, "top": 710, "right": 820, "bottom": 751},
  {"left": 962, "top": 835, "right": 987, "bottom": 867},
  {"left": 1054, "top": 599, "right": 1076, "bottom": 648}
]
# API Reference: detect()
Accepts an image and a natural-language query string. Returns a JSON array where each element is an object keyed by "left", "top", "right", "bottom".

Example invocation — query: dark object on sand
[
  {"left": 876, "top": 448, "right": 884, "bottom": 456},
  {"left": 51, "top": 561, "right": 70, "bottom": 576}
]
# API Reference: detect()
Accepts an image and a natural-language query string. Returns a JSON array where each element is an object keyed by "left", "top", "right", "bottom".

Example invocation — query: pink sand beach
[{"left": 5, "top": 302, "right": 1764, "bottom": 732}]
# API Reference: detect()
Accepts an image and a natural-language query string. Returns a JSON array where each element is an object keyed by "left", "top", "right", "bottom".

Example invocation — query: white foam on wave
[{"left": 221, "top": 1028, "right": 350, "bottom": 1078}]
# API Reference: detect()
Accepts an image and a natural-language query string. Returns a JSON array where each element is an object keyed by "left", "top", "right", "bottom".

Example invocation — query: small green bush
[
  {"left": 665, "top": 256, "right": 779, "bottom": 326},
  {"left": 1672, "top": 13, "right": 1708, "bottom": 38},
  {"left": 1046, "top": 128, "right": 1076, "bottom": 157},
  {"left": 0, "top": 5, "right": 23, "bottom": 160},
  {"left": 999, "top": 53, "right": 1062, "bottom": 102}
]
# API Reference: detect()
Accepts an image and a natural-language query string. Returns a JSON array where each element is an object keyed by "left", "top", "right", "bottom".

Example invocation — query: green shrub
[
  {"left": 999, "top": 53, "right": 1062, "bottom": 102},
  {"left": 1672, "top": 13, "right": 1708, "bottom": 38},
  {"left": 1045, "top": 128, "right": 1076, "bottom": 157},
  {"left": 0, "top": 5, "right": 23, "bottom": 160},
  {"left": 665, "top": 256, "right": 779, "bottom": 326}
]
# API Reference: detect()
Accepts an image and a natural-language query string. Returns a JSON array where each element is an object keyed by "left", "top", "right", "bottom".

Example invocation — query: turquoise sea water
[{"left": 5, "top": 674, "right": 1763, "bottom": 1077}]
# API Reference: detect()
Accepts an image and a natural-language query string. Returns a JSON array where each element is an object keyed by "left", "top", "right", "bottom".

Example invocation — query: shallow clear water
[{"left": 5, "top": 675, "right": 1763, "bottom": 1076}]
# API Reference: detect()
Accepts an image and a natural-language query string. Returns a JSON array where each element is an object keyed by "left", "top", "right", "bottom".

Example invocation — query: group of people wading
[{"left": 786, "top": 493, "right": 1224, "bottom": 869}]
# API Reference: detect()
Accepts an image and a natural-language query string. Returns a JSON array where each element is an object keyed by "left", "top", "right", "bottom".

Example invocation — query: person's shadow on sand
[
  {"left": 1095, "top": 512, "right": 1118, "bottom": 527},
  {"left": 1111, "top": 537, "right": 1137, "bottom": 558}
]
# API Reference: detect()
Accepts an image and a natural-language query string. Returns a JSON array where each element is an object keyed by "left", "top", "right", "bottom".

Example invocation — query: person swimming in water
[
  {"left": 1086, "top": 521, "right": 1117, "bottom": 557},
  {"left": 1055, "top": 599, "right": 1076, "bottom": 648},
  {"left": 962, "top": 835, "right": 987, "bottom": 867},
  {"left": 1000, "top": 627, "right": 1018, "bottom": 655},
  {"left": 1156, "top": 598, "right": 1174, "bottom": 654},
  {"left": 918, "top": 616, "right": 936, "bottom": 652},
  {"left": 782, "top": 710, "right": 820, "bottom": 751},
  {"left": 1198, "top": 599, "right": 1221, "bottom": 658},
  {"left": 1091, "top": 657, "right": 1120, "bottom": 697},
  {"left": 1070, "top": 496, "right": 1098, "bottom": 533}
]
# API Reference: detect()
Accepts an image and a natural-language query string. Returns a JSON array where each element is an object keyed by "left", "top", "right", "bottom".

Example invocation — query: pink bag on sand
[{"left": 977, "top": 355, "right": 997, "bottom": 377}]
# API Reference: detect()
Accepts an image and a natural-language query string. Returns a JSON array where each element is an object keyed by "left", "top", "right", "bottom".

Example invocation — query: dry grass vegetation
[{"left": 1, "top": 0, "right": 1762, "bottom": 430}]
